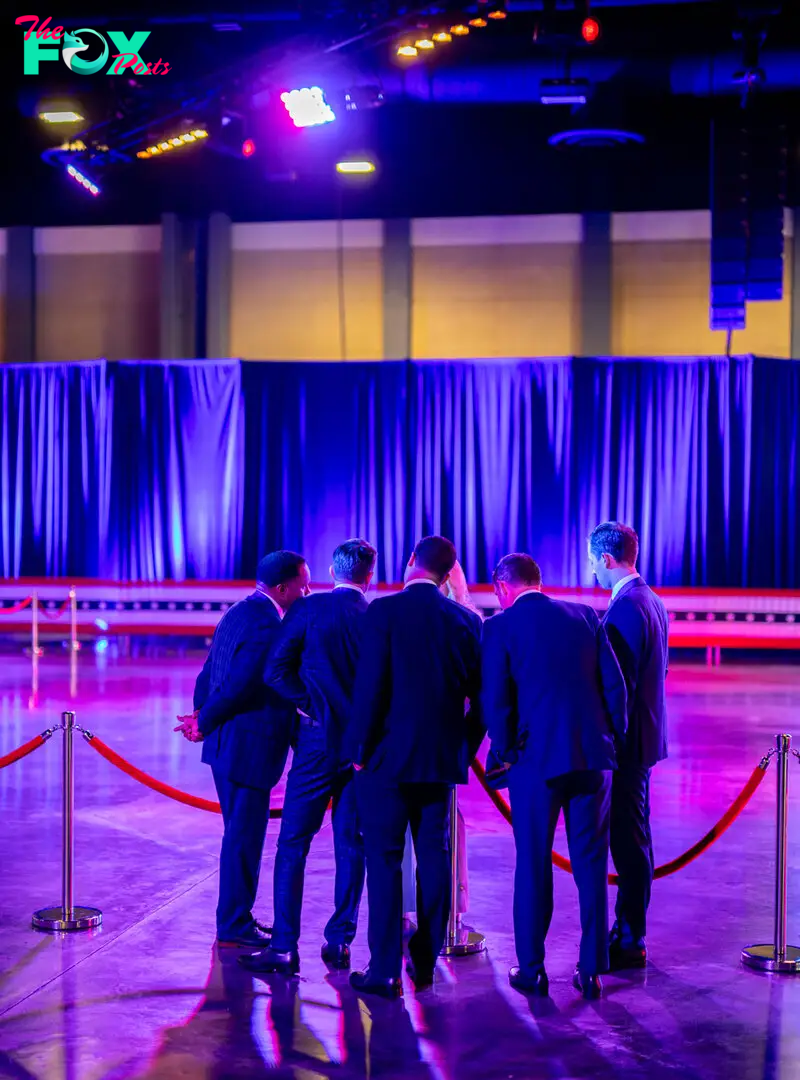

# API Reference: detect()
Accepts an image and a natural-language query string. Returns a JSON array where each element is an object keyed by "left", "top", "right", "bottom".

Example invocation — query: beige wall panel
[
  {"left": 411, "top": 244, "right": 580, "bottom": 359},
  {"left": 612, "top": 239, "right": 792, "bottom": 358},
  {"left": 36, "top": 253, "right": 160, "bottom": 361},
  {"left": 231, "top": 249, "right": 383, "bottom": 360}
]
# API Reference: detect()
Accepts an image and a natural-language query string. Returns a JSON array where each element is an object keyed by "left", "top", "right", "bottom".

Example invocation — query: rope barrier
[
  {"left": 0, "top": 596, "right": 34, "bottom": 615},
  {"left": 82, "top": 733, "right": 284, "bottom": 818},
  {"left": 470, "top": 756, "right": 770, "bottom": 885},
  {"left": 39, "top": 598, "right": 71, "bottom": 622},
  {"left": 0, "top": 729, "right": 54, "bottom": 769}
]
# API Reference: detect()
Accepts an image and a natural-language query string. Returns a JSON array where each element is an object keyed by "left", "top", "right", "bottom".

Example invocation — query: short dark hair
[
  {"left": 332, "top": 538, "right": 377, "bottom": 584},
  {"left": 256, "top": 550, "right": 307, "bottom": 588},
  {"left": 413, "top": 536, "right": 457, "bottom": 584},
  {"left": 492, "top": 553, "right": 542, "bottom": 588},
  {"left": 588, "top": 522, "right": 639, "bottom": 566}
]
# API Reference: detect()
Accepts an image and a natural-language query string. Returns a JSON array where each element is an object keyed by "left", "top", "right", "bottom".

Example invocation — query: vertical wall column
[
  {"left": 383, "top": 218, "right": 413, "bottom": 361},
  {"left": 5, "top": 227, "right": 36, "bottom": 362},
  {"left": 160, "top": 214, "right": 199, "bottom": 359},
  {"left": 206, "top": 213, "right": 232, "bottom": 359},
  {"left": 579, "top": 212, "right": 612, "bottom": 356},
  {"left": 791, "top": 208, "right": 800, "bottom": 359}
]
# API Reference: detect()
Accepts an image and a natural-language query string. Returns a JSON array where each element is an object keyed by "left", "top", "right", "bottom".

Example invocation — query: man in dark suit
[
  {"left": 241, "top": 538, "right": 377, "bottom": 977},
  {"left": 482, "top": 553, "right": 627, "bottom": 999},
  {"left": 588, "top": 521, "right": 669, "bottom": 969},
  {"left": 175, "top": 551, "right": 310, "bottom": 949},
  {"left": 343, "top": 536, "right": 484, "bottom": 998}
]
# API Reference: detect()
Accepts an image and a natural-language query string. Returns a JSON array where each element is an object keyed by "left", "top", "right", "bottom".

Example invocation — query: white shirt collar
[
  {"left": 612, "top": 572, "right": 640, "bottom": 600},
  {"left": 512, "top": 588, "right": 542, "bottom": 606},
  {"left": 334, "top": 582, "right": 364, "bottom": 594},
  {"left": 405, "top": 578, "right": 439, "bottom": 589}
]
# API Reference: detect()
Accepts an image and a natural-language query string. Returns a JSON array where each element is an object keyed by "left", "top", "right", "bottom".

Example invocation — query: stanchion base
[
  {"left": 441, "top": 927, "right": 486, "bottom": 957},
  {"left": 741, "top": 944, "right": 800, "bottom": 973},
  {"left": 32, "top": 906, "right": 103, "bottom": 932}
]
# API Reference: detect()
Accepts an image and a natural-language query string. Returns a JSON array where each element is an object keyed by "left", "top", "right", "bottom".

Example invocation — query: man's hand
[
  {"left": 352, "top": 763, "right": 364, "bottom": 772},
  {"left": 447, "top": 560, "right": 470, "bottom": 603},
  {"left": 174, "top": 710, "right": 203, "bottom": 743}
]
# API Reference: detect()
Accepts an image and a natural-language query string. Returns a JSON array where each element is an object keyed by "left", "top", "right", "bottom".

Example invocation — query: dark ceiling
[{"left": 2, "top": 1, "right": 798, "bottom": 226}]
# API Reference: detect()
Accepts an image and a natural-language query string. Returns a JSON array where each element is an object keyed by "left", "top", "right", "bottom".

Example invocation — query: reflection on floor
[{"left": 1, "top": 650, "right": 800, "bottom": 1079}]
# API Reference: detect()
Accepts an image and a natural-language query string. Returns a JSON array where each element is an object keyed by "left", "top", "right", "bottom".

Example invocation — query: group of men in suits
[{"left": 175, "top": 521, "right": 668, "bottom": 1001}]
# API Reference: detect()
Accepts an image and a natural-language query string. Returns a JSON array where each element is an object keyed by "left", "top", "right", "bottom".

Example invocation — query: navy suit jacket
[
  {"left": 343, "top": 583, "right": 484, "bottom": 784},
  {"left": 482, "top": 592, "right": 627, "bottom": 781},
  {"left": 603, "top": 577, "right": 669, "bottom": 767},
  {"left": 193, "top": 592, "right": 296, "bottom": 792},
  {"left": 264, "top": 586, "right": 369, "bottom": 762}
]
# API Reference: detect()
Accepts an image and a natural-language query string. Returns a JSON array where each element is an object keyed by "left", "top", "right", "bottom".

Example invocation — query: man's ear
[
  {"left": 329, "top": 565, "right": 335, "bottom": 582},
  {"left": 407, "top": 552, "right": 416, "bottom": 567}
]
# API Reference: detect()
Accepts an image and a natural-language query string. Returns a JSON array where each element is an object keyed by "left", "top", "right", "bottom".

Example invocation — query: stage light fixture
[
  {"left": 336, "top": 159, "right": 376, "bottom": 174},
  {"left": 397, "top": 42, "right": 418, "bottom": 57},
  {"left": 469, "top": 16, "right": 488, "bottom": 28},
  {"left": 242, "top": 138, "right": 256, "bottom": 157},
  {"left": 581, "top": 17, "right": 600, "bottom": 42},
  {"left": 40, "top": 110, "right": 83, "bottom": 123},
  {"left": 488, "top": 3, "right": 507, "bottom": 19},
  {"left": 450, "top": 23, "right": 470, "bottom": 36},
  {"left": 415, "top": 36, "right": 435, "bottom": 50},
  {"left": 137, "top": 129, "right": 208, "bottom": 159},
  {"left": 345, "top": 86, "right": 385, "bottom": 111},
  {"left": 280, "top": 87, "right": 335, "bottom": 128},
  {"left": 66, "top": 164, "right": 99, "bottom": 196},
  {"left": 433, "top": 30, "right": 452, "bottom": 43}
]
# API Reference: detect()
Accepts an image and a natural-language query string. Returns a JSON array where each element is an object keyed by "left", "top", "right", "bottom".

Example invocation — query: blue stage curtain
[
  {"left": 105, "top": 361, "right": 243, "bottom": 581},
  {"left": 0, "top": 361, "right": 107, "bottom": 578},
  {"left": 1, "top": 356, "right": 798, "bottom": 587}
]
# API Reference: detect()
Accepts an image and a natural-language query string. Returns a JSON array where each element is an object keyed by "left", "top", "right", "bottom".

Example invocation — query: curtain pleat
[{"left": 0, "top": 356, "right": 797, "bottom": 588}]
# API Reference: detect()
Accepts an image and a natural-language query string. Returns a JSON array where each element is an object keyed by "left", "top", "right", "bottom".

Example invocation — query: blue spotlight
[
  {"left": 95, "top": 638, "right": 109, "bottom": 654},
  {"left": 94, "top": 618, "right": 109, "bottom": 631},
  {"left": 280, "top": 87, "right": 335, "bottom": 128}
]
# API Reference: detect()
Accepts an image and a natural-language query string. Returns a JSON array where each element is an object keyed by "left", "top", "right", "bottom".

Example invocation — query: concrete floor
[{"left": 1, "top": 650, "right": 800, "bottom": 1079}]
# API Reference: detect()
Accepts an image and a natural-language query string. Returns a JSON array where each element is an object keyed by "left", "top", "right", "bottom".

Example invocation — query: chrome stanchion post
[
  {"left": 31, "top": 591, "right": 43, "bottom": 657},
  {"left": 441, "top": 785, "right": 486, "bottom": 957},
  {"left": 69, "top": 587, "right": 81, "bottom": 653},
  {"left": 33, "top": 711, "right": 102, "bottom": 932},
  {"left": 742, "top": 734, "right": 800, "bottom": 973},
  {"left": 69, "top": 588, "right": 79, "bottom": 699}
]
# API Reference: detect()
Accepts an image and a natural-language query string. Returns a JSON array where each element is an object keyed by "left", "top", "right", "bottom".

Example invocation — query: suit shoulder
[
  {"left": 569, "top": 599, "right": 600, "bottom": 626},
  {"left": 440, "top": 595, "right": 480, "bottom": 634}
]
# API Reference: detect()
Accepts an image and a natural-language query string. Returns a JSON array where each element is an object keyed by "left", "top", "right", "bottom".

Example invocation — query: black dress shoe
[
  {"left": 406, "top": 962, "right": 435, "bottom": 990},
  {"left": 255, "top": 921, "right": 273, "bottom": 937},
  {"left": 508, "top": 966, "right": 549, "bottom": 996},
  {"left": 349, "top": 969, "right": 403, "bottom": 999},
  {"left": 240, "top": 947, "right": 300, "bottom": 975},
  {"left": 218, "top": 926, "right": 273, "bottom": 950},
  {"left": 573, "top": 966, "right": 603, "bottom": 1000},
  {"left": 321, "top": 943, "right": 351, "bottom": 970},
  {"left": 609, "top": 940, "right": 647, "bottom": 971}
]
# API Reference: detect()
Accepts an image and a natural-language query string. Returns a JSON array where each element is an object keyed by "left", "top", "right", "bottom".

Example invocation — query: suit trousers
[
  {"left": 610, "top": 764, "right": 654, "bottom": 949},
  {"left": 271, "top": 723, "right": 365, "bottom": 953},
  {"left": 508, "top": 767, "right": 612, "bottom": 977},
  {"left": 212, "top": 768, "right": 272, "bottom": 939},
  {"left": 356, "top": 772, "right": 452, "bottom": 980}
]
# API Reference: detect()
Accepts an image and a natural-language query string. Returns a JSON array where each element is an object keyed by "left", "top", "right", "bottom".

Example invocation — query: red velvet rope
[
  {"left": 0, "top": 734, "right": 47, "bottom": 769},
  {"left": 39, "top": 597, "right": 71, "bottom": 621},
  {"left": 85, "top": 735, "right": 284, "bottom": 818},
  {"left": 470, "top": 758, "right": 768, "bottom": 884},
  {"left": 0, "top": 596, "right": 34, "bottom": 615}
]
